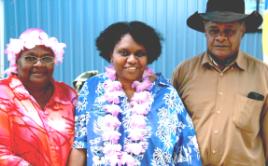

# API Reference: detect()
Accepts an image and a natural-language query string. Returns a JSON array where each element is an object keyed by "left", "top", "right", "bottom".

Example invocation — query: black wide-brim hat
[{"left": 187, "top": 0, "right": 263, "bottom": 33}]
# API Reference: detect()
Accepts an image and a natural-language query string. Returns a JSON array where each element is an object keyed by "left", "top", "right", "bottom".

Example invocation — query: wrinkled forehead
[{"left": 204, "top": 20, "right": 243, "bottom": 29}]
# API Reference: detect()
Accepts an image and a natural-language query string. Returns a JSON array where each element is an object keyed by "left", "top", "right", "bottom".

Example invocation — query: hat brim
[{"left": 187, "top": 11, "right": 263, "bottom": 33}]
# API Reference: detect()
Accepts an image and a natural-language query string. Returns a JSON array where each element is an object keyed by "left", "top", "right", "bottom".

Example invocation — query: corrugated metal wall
[{"left": 3, "top": 0, "right": 263, "bottom": 86}]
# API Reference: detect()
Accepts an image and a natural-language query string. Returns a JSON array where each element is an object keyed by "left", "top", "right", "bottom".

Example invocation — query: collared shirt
[
  {"left": 0, "top": 74, "right": 77, "bottom": 166},
  {"left": 172, "top": 51, "right": 268, "bottom": 166},
  {"left": 73, "top": 73, "right": 202, "bottom": 166}
]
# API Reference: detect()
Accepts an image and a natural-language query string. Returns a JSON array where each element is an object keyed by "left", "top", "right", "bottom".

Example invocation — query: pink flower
[
  {"left": 92, "top": 156, "right": 103, "bottom": 165},
  {"left": 104, "top": 80, "right": 122, "bottom": 92},
  {"left": 43, "top": 37, "right": 57, "bottom": 47},
  {"left": 3, "top": 28, "right": 66, "bottom": 76},
  {"left": 142, "top": 67, "right": 154, "bottom": 79},
  {"left": 103, "top": 104, "right": 122, "bottom": 116},
  {"left": 106, "top": 153, "right": 121, "bottom": 166},
  {"left": 132, "top": 79, "right": 152, "bottom": 92},
  {"left": 105, "top": 66, "right": 117, "bottom": 80},
  {"left": 99, "top": 66, "right": 154, "bottom": 165},
  {"left": 128, "top": 128, "right": 145, "bottom": 141},
  {"left": 129, "top": 115, "right": 146, "bottom": 128},
  {"left": 5, "top": 39, "right": 24, "bottom": 54},
  {"left": 125, "top": 142, "right": 144, "bottom": 155},
  {"left": 7, "top": 54, "right": 16, "bottom": 66},
  {"left": 102, "top": 130, "right": 121, "bottom": 142},
  {"left": 3, "top": 66, "right": 17, "bottom": 76},
  {"left": 39, "top": 31, "right": 49, "bottom": 40},
  {"left": 103, "top": 144, "right": 123, "bottom": 166},
  {"left": 131, "top": 103, "right": 150, "bottom": 115},
  {"left": 131, "top": 91, "right": 152, "bottom": 103},
  {"left": 121, "top": 152, "right": 136, "bottom": 166},
  {"left": 103, "top": 143, "right": 122, "bottom": 154},
  {"left": 103, "top": 93, "right": 120, "bottom": 104},
  {"left": 102, "top": 114, "right": 121, "bottom": 129}
]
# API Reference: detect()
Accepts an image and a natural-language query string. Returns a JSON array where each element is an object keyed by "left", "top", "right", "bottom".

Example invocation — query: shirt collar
[
  {"left": 9, "top": 74, "right": 72, "bottom": 105},
  {"left": 201, "top": 51, "right": 246, "bottom": 71},
  {"left": 235, "top": 51, "right": 247, "bottom": 70},
  {"left": 155, "top": 73, "right": 170, "bottom": 87}
]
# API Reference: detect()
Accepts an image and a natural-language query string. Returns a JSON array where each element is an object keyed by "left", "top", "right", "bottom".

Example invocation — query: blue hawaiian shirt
[{"left": 73, "top": 73, "right": 202, "bottom": 166}]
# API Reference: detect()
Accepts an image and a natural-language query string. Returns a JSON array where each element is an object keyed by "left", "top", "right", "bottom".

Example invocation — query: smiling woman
[
  {"left": 0, "top": 28, "right": 77, "bottom": 166},
  {"left": 68, "top": 21, "right": 202, "bottom": 166}
]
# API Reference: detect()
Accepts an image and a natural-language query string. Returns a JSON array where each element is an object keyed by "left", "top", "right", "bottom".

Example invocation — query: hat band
[{"left": 200, "top": 11, "right": 249, "bottom": 23}]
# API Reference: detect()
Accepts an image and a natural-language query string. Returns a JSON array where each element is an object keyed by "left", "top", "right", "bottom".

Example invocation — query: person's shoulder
[
  {"left": 176, "top": 53, "right": 204, "bottom": 70},
  {"left": 76, "top": 73, "right": 106, "bottom": 94},
  {"left": 155, "top": 73, "right": 169, "bottom": 84},
  {"left": 55, "top": 81, "right": 75, "bottom": 91},
  {"left": 155, "top": 73, "right": 178, "bottom": 91},
  {"left": 182, "top": 53, "right": 204, "bottom": 66},
  {"left": 243, "top": 52, "right": 268, "bottom": 72},
  {"left": 173, "top": 52, "right": 204, "bottom": 79},
  {"left": 154, "top": 73, "right": 182, "bottom": 100},
  {"left": 54, "top": 81, "right": 77, "bottom": 99},
  {"left": 73, "top": 70, "right": 99, "bottom": 91},
  {"left": 0, "top": 76, "right": 14, "bottom": 100},
  {"left": 0, "top": 74, "right": 13, "bottom": 84},
  {"left": 83, "top": 73, "right": 106, "bottom": 85},
  {"left": 0, "top": 77, "right": 8, "bottom": 85}
]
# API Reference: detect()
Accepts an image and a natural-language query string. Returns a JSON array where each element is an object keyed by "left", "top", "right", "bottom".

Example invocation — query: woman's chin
[{"left": 29, "top": 76, "right": 51, "bottom": 86}]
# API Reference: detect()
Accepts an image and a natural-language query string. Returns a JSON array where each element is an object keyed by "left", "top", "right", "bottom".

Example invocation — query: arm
[
  {"left": 261, "top": 118, "right": 268, "bottom": 166},
  {"left": 171, "top": 62, "right": 187, "bottom": 96},
  {"left": 0, "top": 97, "right": 30, "bottom": 165},
  {"left": 261, "top": 94, "right": 268, "bottom": 164},
  {"left": 171, "top": 64, "right": 181, "bottom": 93},
  {"left": 68, "top": 81, "right": 90, "bottom": 166},
  {"left": 68, "top": 148, "right": 86, "bottom": 166},
  {"left": 263, "top": 107, "right": 268, "bottom": 161}
]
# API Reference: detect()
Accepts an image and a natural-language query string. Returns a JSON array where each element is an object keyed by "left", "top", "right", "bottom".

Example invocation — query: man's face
[{"left": 204, "top": 21, "right": 245, "bottom": 60}]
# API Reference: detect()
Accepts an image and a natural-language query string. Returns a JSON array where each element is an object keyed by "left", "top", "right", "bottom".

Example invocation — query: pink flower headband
[{"left": 4, "top": 28, "right": 66, "bottom": 75}]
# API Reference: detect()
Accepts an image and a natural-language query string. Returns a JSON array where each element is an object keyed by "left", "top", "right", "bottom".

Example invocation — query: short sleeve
[{"left": 73, "top": 82, "right": 90, "bottom": 149}]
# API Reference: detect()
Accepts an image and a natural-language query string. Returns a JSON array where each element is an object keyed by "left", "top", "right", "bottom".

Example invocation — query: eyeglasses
[
  {"left": 22, "top": 55, "right": 55, "bottom": 65},
  {"left": 206, "top": 28, "right": 238, "bottom": 38}
]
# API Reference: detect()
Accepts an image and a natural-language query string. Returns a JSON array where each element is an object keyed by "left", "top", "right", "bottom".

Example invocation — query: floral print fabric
[
  {"left": 0, "top": 75, "right": 77, "bottom": 166},
  {"left": 73, "top": 73, "right": 201, "bottom": 166}
]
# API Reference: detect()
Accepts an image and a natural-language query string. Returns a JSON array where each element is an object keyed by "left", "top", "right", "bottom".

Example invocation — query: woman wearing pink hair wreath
[{"left": 0, "top": 28, "right": 77, "bottom": 166}]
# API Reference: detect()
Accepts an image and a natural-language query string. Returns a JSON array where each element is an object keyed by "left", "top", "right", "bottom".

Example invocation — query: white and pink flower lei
[
  {"left": 4, "top": 28, "right": 66, "bottom": 75},
  {"left": 98, "top": 65, "right": 154, "bottom": 166}
]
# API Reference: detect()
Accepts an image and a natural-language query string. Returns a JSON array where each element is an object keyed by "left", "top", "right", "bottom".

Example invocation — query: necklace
[{"left": 100, "top": 65, "right": 154, "bottom": 165}]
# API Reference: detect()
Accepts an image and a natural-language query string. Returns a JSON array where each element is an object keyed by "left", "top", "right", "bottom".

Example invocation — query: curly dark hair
[{"left": 96, "top": 21, "right": 162, "bottom": 64}]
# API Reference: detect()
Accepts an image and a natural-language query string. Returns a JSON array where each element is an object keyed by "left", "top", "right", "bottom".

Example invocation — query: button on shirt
[{"left": 172, "top": 51, "right": 268, "bottom": 166}]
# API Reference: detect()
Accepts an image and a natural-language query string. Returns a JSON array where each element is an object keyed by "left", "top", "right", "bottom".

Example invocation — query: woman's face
[
  {"left": 111, "top": 34, "right": 148, "bottom": 84},
  {"left": 16, "top": 45, "right": 55, "bottom": 88}
]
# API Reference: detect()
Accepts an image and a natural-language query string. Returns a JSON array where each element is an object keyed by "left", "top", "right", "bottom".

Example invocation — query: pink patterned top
[{"left": 0, "top": 74, "right": 77, "bottom": 166}]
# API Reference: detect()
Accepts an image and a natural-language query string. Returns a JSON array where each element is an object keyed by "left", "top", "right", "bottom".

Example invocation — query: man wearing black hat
[{"left": 172, "top": 0, "right": 268, "bottom": 165}]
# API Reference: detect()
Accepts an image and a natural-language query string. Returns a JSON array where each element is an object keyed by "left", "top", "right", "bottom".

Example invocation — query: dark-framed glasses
[
  {"left": 206, "top": 28, "right": 238, "bottom": 38},
  {"left": 22, "top": 55, "right": 55, "bottom": 65}
]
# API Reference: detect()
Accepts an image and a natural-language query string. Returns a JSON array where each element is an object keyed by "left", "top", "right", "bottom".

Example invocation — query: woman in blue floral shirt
[{"left": 68, "top": 21, "right": 201, "bottom": 166}]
